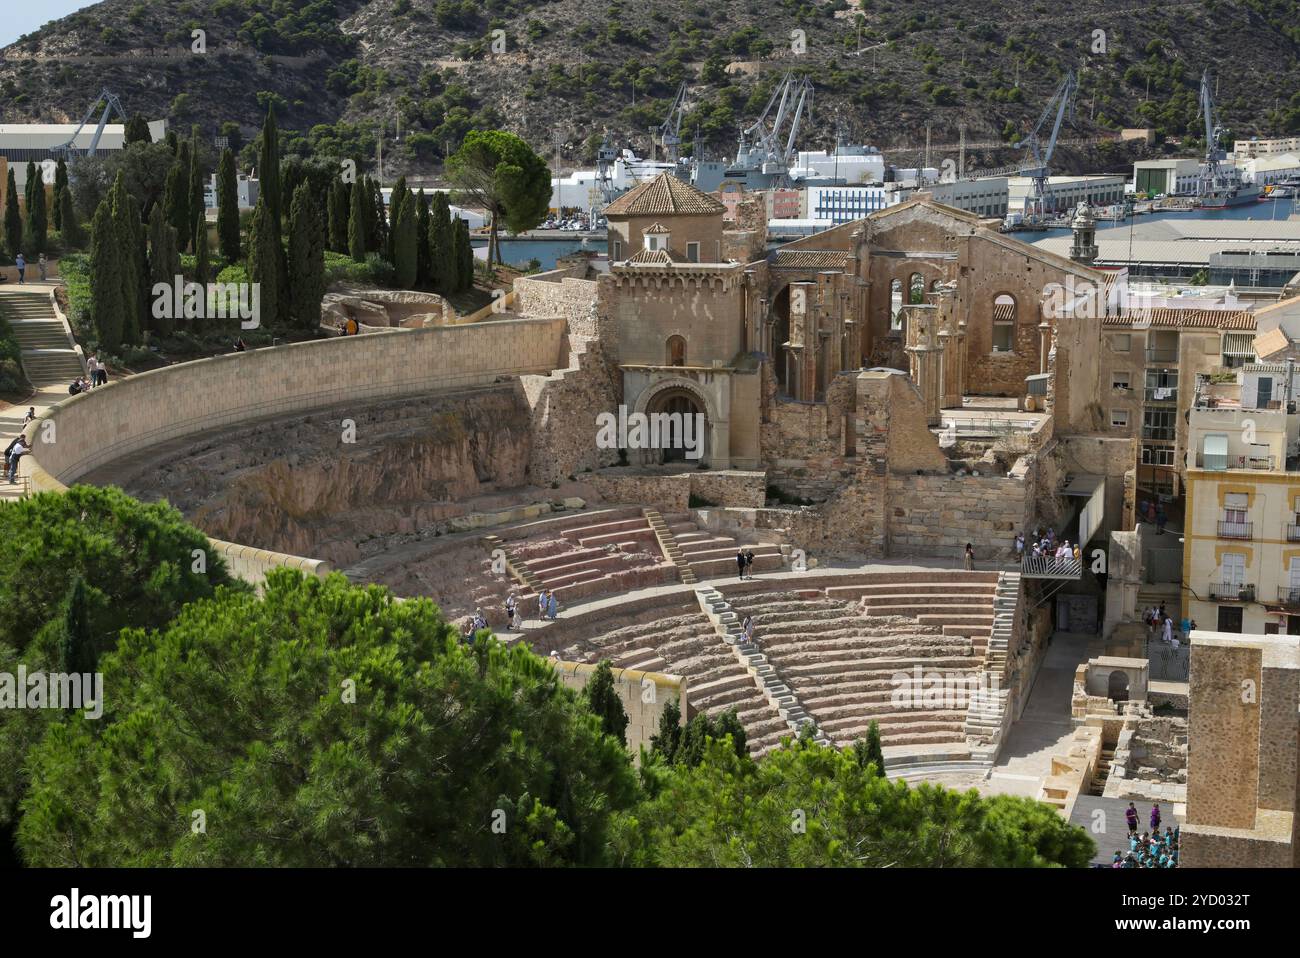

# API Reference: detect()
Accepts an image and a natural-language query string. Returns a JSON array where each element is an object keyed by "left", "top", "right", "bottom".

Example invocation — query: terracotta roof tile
[
  {"left": 621, "top": 248, "right": 677, "bottom": 265},
  {"left": 604, "top": 172, "right": 726, "bottom": 217},
  {"left": 1101, "top": 308, "right": 1257, "bottom": 330},
  {"left": 772, "top": 249, "right": 850, "bottom": 270}
]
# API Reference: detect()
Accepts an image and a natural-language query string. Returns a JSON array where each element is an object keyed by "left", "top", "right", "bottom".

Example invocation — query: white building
[
  {"left": 790, "top": 146, "right": 885, "bottom": 185},
  {"left": 1007, "top": 174, "right": 1127, "bottom": 212},
  {"left": 1234, "top": 137, "right": 1300, "bottom": 159},
  {"left": 0, "top": 120, "right": 168, "bottom": 189},
  {"left": 805, "top": 185, "right": 901, "bottom": 223},
  {"left": 1133, "top": 158, "right": 1202, "bottom": 197},
  {"left": 205, "top": 172, "right": 259, "bottom": 210},
  {"left": 550, "top": 149, "right": 676, "bottom": 212},
  {"left": 1236, "top": 153, "right": 1300, "bottom": 186},
  {"left": 917, "top": 177, "right": 1009, "bottom": 218}
]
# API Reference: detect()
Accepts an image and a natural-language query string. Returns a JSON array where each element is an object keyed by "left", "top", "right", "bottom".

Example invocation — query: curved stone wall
[{"left": 24, "top": 317, "right": 566, "bottom": 583}]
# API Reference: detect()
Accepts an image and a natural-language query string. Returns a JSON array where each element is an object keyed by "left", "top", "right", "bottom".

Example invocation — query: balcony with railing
[
  {"left": 1021, "top": 554, "right": 1083, "bottom": 579},
  {"left": 1146, "top": 346, "right": 1179, "bottom": 364},
  {"left": 1208, "top": 582, "right": 1256, "bottom": 602},
  {"left": 1217, "top": 519, "right": 1253, "bottom": 539},
  {"left": 1143, "top": 386, "right": 1179, "bottom": 404},
  {"left": 1277, "top": 586, "right": 1300, "bottom": 608},
  {"left": 1195, "top": 453, "right": 1277, "bottom": 471},
  {"left": 1287, "top": 524, "right": 1300, "bottom": 542}
]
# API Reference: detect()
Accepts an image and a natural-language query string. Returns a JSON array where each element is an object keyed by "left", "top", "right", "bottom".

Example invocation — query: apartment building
[{"left": 1184, "top": 362, "right": 1300, "bottom": 634}]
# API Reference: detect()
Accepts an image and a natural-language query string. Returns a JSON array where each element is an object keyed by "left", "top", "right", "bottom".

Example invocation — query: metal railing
[
  {"left": 1146, "top": 347, "right": 1179, "bottom": 364},
  {"left": 1021, "top": 554, "right": 1083, "bottom": 578},
  {"left": 1287, "top": 524, "right": 1300, "bottom": 542},
  {"left": 1278, "top": 586, "right": 1300, "bottom": 607},
  {"left": 1208, "top": 582, "right": 1255, "bottom": 602},
  {"left": 1143, "top": 387, "right": 1178, "bottom": 403},
  {"left": 1217, "top": 520, "right": 1253, "bottom": 539}
]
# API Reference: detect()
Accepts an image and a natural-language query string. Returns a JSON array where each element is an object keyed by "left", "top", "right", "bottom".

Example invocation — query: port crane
[
  {"left": 1197, "top": 70, "right": 1229, "bottom": 197},
  {"left": 734, "top": 71, "right": 814, "bottom": 182},
  {"left": 51, "top": 88, "right": 129, "bottom": 158},
  {"left": 654, "top": 81, "right": 689, "bottom": 165},
  {"left": 1014, "top": 70, "right": 1076, "bottom": 224}
]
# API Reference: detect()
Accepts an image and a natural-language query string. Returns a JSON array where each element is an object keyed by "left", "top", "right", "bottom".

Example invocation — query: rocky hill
[{"left": 2, "top": 0, "right": 1299, "bottom": 178}]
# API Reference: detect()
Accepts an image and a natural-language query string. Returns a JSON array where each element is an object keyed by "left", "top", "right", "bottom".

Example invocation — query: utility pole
[
  {"left": 924, "top": 123, "right": 931, "bottom": 177},
  {"left": 959, "top": 122, "right": 966, "bottom": 180},
  {"left": 377, "top": 130, "right": 383, "bottom": 186}
]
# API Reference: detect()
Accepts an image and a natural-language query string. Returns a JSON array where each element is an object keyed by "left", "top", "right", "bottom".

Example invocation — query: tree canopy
[{"left": 446, "top": 130, "right": 550, "bottom": 266}]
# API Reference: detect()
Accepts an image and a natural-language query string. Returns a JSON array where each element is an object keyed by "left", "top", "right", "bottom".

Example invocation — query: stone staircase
[
  {"left": 482, "top": 534, "right": 542, "bottom": 593},
  {"left": 2, "top": 291, "right": 83, "bottom": 385},
  {"left": 644, "top": 507, "right": 696, "bottom": 584},
  {"left": 984, "top": 572, "right": 1020, "bottom": 676},
  {"left": 666, "top": 515, "right": 785, "bottom": 579},
  {"left": 1088, "top": 747, "right": 1117, "bottom": 797},
  {"left": 694, "top": 586, "right": 830, "bottom": 746}
]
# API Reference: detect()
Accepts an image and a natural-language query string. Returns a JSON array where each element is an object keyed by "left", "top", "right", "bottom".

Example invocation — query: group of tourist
[
  {"left": 1014, "top": 528, "right": 1081, "bottom": 568},
  {"left": 462, "top": 608, "right": 489, "bottom": 640},
  {"left": 1115, "top": 803, "right": 1179, "bottom": 867},
  {"left": 538, "top": 590, "right": 558, "bottom": 622},
  {"left": 735, "top": 548, "right": 757, "bottom": 579},
  {"left": 1, "top": 407, "right": 37, "bottom": 483},
  {"left": 68, "top": 354, "right": 109, "bottom": 395},
  {"left": 5, "top": 252, "right": 48, "bottom": 284},
  {"left": 1143, "top": 603, "right": 1193, "bottom": 649},
  {"left": 1138, "top": 499, "right": 1169, "bottom": 535}
]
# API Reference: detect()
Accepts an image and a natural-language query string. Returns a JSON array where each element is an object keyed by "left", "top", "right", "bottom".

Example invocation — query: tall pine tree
[
  {"left": 386, "top": 176, "right": 408, "bottom": 263},
  {"left": 287, "top": 182, "right": 326, "bottom": 332},
  {"left": 89, "top": 200, "right": 125, "bottom": 351},
  {"left": 27, "top": 175, "right": 48, "bottom": 254},
  {"left": 348, "top": 173, "right": 366, "bottom": 262},
  {"left": 428, "top": 192, "right": 452, "bottom": 293},
  {"left": 258, "top": 106, "right": 282, "bottom": 236},
  {"left": 4, "top": 168, "right": 21, "bottom": 256},
  {"left": 23, "top": 161, "right": 37, "bottom": 218},
  {"left": 454, "top": 217, "right": 474, "bottom": 292},
  {"left": 392, "top": 188, "right": 417, "bottom": 288},
  {"left": 369, "top": 177, "right": 387, "bottom": 256},
  {"left": 57, "top": 186, "right": 83, "bottom": 248},
  {"left": 195, "top": 218, "right": 211, "bottom": 288},
  {"left": 147, "top": 202, "right": 181, "bottom": 337},
  {"left": 248, "top": 198, "right": 280, "bottom": 329},
  {"left": 328, "top": 176, "right": 349, "bottom": 254},
  {"left": 188, "top": 126, "right": 205, "bottom": 254},
  {"left": 52, "top": 158, "right": 68, "bottom": 231},
  {"left": 59, "top": 578, "right": 97, "bottom": 680},
  {"left": 415, "top": 190, "right": 431, "bottom": 288},
  {"left": 163, "top": 147, "right": 190, "bottom": 253},
  {"left": 111, "top": 177, "right": 144, "bottom": 347},
  {"left": 216, "top": 148, "right": 241, "bottom": 263}
]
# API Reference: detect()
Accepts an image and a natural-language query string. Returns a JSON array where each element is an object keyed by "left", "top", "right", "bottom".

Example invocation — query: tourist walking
[
  {"left": 1125, "top": 802, "right": 1139, "bottom": 835},
  {"left": 1150, "top": 803, "right": 1162, "bottom": 832},
  {"left": 547, "top": 591, "right": 558, "bottom": 621},
  {"left": 14, "top": 252, "right": 24, "bottom": 284},
  {"left": 1013, "top": 532, "right": 1024, "bottom": 560},
  {"left": 538, "top": 591, "right": 548, "bottom": 622},
  {"left": 22, "top": 406, "right": 35, "bottom": 427},
  {"left": 744, "top": 549, "right": 755, "bottom": 579},
  {"left": 6, "top": 436, "right": 29, "bottom": 482},
  {"left": 37, "top": 253, "right": 47, "bottom": 282},
  {"left": 505, "top": 593, "right": 517, "bottom": 630},
  {"left": 963, "top": 543, "right": 974, "bottom": 571},
  {"left": 736, "top": 548, "right": 746, "bottom": 580}
]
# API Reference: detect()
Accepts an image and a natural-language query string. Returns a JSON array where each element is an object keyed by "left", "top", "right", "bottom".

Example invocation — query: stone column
[{"left": 1038, "top": 320, "right": 1052, "bottom": 375}]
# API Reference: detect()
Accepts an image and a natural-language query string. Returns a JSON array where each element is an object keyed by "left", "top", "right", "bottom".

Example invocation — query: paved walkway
[{"left": 1, "top": 281, "right": 76, "bottom": 502}]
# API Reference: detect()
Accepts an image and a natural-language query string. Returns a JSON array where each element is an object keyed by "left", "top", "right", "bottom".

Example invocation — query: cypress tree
[
  {"left": 650, "top": 698, "right": 683, "bottom": 764},
  {"left": 147, "top": 202, "right": 180, "bottom": 337},
  {"left": 248, "top": 199, "right": 280, "bottom": 329},
  {"left": 28, "top": 175, "right": 47, "bottom": 254},
  {"left": 188, "top": 126, "right": 205, "bottom": 253},
  {"left": 288, "top": 182, "right": 326, "bottom": 332},
  {"left": 455, "top": 217, "right": 474, "bottom": 292},
  {"left": 348, "top": 174, "right": 366, "bottom": 262},
  {"left": 369, "top": 177, "right": 387, "bottom": 255},
  {"left": 89, "top": 200, "right": 125, "bottom": 351},
  {"left": 360, "top": 176, "right": 378, "bottom": 254},
  {"left": 581, "top": 660, "right": 629, "bottom": 747},
  {"left": 4, "top": 168, "right": 21, "bottom": 256},
  {"left": 392, "top": 190, "right": 417, "bottom": 288},
  {"left": 217, "top": 148, "right": 241, "bottom": 263},
  {"left": 416, "top": 190, "right": 431, "bottom": 288},
  {"left": 113, "top": 183, "right": 144, "bottom": 346},
  {"left": 165, "top": 128, "right": 179, "bottom": 155},
  {"left": 853, "top": 720, "right": 887, "bottom": 777},
  {"left": 195, "top": 217, "right": 211, "bottom": 287},
  {"left": 52, "top": 159, "right": 68, "bottom": 231},
  {"left": 428, "top": 192, "right": 452, "bottom": 293},
  {"left": 24, "top": 161, "right": 37, "bottom": 217},
  {"left": 328, "top": 177, "right": 349, "bottom": 254},
  {"left": 58, "top": 186, "right": 83, "bottom": 248},
  {"left": 258, "top": 106, "right": 281, "bottom": 236},
  {"left": 386, "top": 176, "right": 407, "bottom": 263},
  {"left": 164, "top": 149, "right": 190, "bottom": 251}
]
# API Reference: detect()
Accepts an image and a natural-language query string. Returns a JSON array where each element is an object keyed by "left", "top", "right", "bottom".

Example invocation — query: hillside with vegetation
[{"left": 2, "top": 0, "right": 1300, "bottom": 178}]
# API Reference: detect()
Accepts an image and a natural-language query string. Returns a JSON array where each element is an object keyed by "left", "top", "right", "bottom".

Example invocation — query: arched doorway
[
  {"left": 648, "top": 387, "right": 707, "bottom": 463},
  {"left": 666, "top": 335, "right": 686, "bottom": 366},
  {"left": 1107, "top": 670, "right": 1130, "bottom": 702},
  {"left": 771, "top": 286, "right": 792, "bottom": 394}
]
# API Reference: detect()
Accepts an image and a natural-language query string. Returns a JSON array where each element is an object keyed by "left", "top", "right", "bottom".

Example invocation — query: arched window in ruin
[
  {"left": 992, "top": 293, "right": 1017, "bottom": 354},
  {"left": 667, "top": 335, "right": 686, "bottom": 367},
  {"left": 909, "top": 272, "right": 926, "bottom": 305},
  {"left": 890, "top": 278, "right": 904, "bottom": 331}
]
